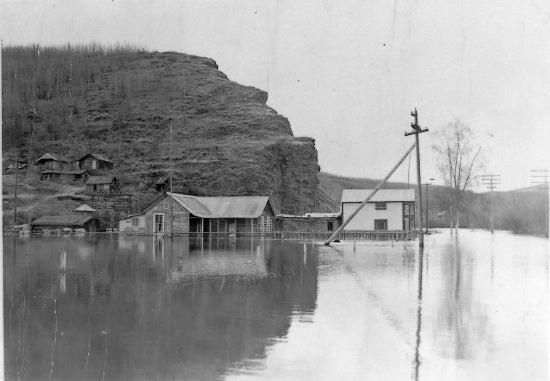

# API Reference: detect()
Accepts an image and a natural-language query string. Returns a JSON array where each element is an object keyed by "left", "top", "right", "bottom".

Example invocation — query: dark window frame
[
  {"left": 374, "top": 219, "right": 388, "bottom": 231},
  {"left": 375, "top": 202, "right": 387, "bottom": 210}
]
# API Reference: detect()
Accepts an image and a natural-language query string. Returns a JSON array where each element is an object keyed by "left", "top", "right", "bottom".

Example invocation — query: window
[
  {"left": 163, "top": 202, "right": 169, "bottom": 209},
  {"left": 327, "top": 221, "right": 334, "bottom": 231},
  {"left": 374, "top": 219, "right": 388, "bottom": 231},
  {"left": 132, "top": 217, "right": 139, "bottom": 227},
  {"left": 375, "top": 202, "right": 387, "bottom": 210}
]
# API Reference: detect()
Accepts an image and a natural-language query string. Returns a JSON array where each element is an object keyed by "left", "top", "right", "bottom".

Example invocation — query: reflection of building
[
  {"left": 4, "top": 236, "right": 318, "bottom": 380},
  {"left": 118, "top": 192, "right": 275, "bottom": 234},
  {"left": 341, "top": 189, "right": 416, "bottom": 231}
]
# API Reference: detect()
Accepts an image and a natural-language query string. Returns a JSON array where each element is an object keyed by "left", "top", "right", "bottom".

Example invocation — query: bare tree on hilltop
[{"left": 432, "top": 120, "right": 484, "bottom": 234}]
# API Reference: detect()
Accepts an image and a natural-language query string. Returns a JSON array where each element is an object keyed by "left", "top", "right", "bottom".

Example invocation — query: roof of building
[
  {"left": 77, "top": 153, "right": 114, "bottom": 163},
  {"left": 41, "top": 170, "right": 88, "bottom": 175},
  {"left": 87, "top": 176, "right": 116, "bottom": 185},
  {"left": 341, "top": 188, "right": 416, "bottom": 203},
  {"left": 165, "top": 193, "right": 271, "bottom": 218},
  {"left": 31, "top": 215, "right": 97, "bottom": 226},
  {"left": 74, "top": 204, "right": 96, "bottom": 212},
  {"left": 277, "top": 212, "right": 341, "bottom": 219},
  {"left": 34, "top": 153, "right": 62, "bottom": 164}
]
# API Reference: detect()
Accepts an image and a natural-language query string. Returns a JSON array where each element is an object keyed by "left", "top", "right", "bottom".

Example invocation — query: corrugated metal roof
[
  {"left": 168, "top": 193, "right": 270, "bottom": 218},
  {"left": 31, "top": 215, "right": 95, "bottom": 226},
  {"left": 74, "top": 204, "right": 96, "bottom": 212},
  {"left": 87, "top": 176, "right": 116, "bottom": 185},
  {"left": 341, "top": 189, "right": 416, "bottom": 203}
]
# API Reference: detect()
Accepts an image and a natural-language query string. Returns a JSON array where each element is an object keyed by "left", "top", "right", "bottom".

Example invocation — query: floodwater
[{"left": 3, "top": 230, "right": 548, "bottom": 381}]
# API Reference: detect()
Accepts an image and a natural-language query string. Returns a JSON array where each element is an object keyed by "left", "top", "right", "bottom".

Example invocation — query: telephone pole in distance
[{"left": 405, "top": 109, "right": 429, "bottom": 248}]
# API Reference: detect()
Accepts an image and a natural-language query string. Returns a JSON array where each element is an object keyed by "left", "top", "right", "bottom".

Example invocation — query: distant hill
[{"left": 318, "top": 172, "right": 548, "bottom": 236}]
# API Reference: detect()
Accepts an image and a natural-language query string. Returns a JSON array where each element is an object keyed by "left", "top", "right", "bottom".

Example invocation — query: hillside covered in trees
[{"left": 2, "top": 44, "right": 324, "bottom": 220}]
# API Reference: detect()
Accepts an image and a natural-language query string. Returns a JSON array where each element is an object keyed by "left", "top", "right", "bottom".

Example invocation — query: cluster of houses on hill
[{"left": 34, "top": 152, "right": 118, "bottom": 190}]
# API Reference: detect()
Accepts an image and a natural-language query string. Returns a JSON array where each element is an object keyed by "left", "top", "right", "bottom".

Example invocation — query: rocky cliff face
[{"left": 2, "top": 47, "right": 320, "bottom": 213}]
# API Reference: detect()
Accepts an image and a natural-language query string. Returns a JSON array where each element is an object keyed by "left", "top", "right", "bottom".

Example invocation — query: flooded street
[{"left": 3, "top": 230, "right": 548, "bottom": 380}]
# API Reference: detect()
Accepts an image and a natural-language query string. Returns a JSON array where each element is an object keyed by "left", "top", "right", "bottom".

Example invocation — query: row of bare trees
[{"left": 2, "top": 43, "right": 148, "bottom": 157}]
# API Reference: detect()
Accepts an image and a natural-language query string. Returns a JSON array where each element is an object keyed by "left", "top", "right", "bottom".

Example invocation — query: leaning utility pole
[
  {"left": 324, "top": 143, "right": 416, "bottom": 245},
  {"left": 405, "top": 109, "right": 429, "bottom": 248},
  {"left": 531, "top": 169, "right": 549, "bottom": 238},
  {"left": 481, "top": 174, "right": 501, "bottom": 234}
]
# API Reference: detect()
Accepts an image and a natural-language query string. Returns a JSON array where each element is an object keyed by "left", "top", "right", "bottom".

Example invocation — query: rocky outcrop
[{"left": 2, "top": 48, "right": 321, "bottom": 213}]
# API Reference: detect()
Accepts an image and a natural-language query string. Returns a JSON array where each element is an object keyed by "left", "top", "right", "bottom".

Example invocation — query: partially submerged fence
[{"left": 9, "top": 229, "right": 417, "bottom": 241}]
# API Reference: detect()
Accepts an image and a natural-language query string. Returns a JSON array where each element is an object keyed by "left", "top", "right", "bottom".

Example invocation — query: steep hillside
[{"left": 2, "top": 45, "right": 320, "bottom": 216}]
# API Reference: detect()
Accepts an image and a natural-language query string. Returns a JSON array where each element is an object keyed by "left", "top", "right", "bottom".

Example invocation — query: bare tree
[{"left": 432, "top": 120, "right": 484, "bottom": 233}]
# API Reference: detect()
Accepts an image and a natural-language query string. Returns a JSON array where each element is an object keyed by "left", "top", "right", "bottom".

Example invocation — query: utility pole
[
  {"left": 405, "top": 109, "right": 429, "bottom": 248},
  {"left": 13, "top": 167, "right": 18, "bottom": 226},
  {"left": 169, "top": 120, "right": 174, "bottom": 239},
  {"left": 481, "top": 174, "right": 501, "bottom": 234},
  {"left": 531, "top": 169, "right": 549, "bottom": 238}
]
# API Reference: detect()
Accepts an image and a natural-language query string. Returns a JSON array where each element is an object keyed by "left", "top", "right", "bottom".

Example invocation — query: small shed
[
  {"left": 74, "top": 204, "right": 97, "bottom": 215},
  {"left": 76, "top": 153, "right": 114, "bottom": 170},
  {"left": 40, "top": 169, "right": 89, "bottom": 183},
  {"left": 155, "top": 177, "right": 171, "bottom": 193},
  {"left": 341, "top": 189, "right": 416, "bottom": 231},
  {"left": 30, "top": 215, "right": 103, "bottom": 232},
  {"left": 34, "top": 153, "right": 66, "bottom": 170},
  {"left": 86, "top": 176, "right": 120, "bottom": 194}
]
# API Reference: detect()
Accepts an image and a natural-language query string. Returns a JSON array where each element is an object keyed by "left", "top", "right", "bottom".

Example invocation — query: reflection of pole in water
[
  {"left": 413, "top": 248, "right": 424, "bottom": 381},
  {"left": 303, "top": 242, "right": 307, "bottom": 265}
]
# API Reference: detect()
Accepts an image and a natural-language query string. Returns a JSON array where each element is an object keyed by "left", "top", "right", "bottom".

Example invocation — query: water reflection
[
  {"left": 4, "top": 235, "right": 318, "bottom": 381},
  {"left": 414, "top": 248, "right": 424, "bottom": 381}
]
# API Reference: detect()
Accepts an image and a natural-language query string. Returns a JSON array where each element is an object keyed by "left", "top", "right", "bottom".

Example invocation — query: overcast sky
[{"left": 2, "top": 0, "right": 549, "bottom": 191}]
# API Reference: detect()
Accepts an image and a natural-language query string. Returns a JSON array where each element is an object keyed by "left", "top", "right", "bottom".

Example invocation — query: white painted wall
[{"left": 342, "top": 202, "right": 403, "bottom": 231}]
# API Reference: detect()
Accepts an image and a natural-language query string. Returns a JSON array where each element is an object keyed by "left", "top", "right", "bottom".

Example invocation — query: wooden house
[
  {"left": 76, "top": 153, "right": 114, "bottom": 170},
  {"left": 30, "top": 215, "right": 103, "bottom": 233},
  {"left": 34, "top": 153, "right": 66, "bottom": 170},
  {"left": 86, "top": 176, "right": 120, "bottom": 194},
  {"left": 119, "top": 192, "right": 275, "bottom": 234},
  {"left": 40, "top": 169, "right": 89, "bottom": 183},
  {"left": 340, "top": 189, "right": 416, "bottom": 231}
]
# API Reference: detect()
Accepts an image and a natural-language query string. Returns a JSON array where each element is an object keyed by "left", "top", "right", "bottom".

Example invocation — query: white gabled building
[{"left": 340, "top": 189, "right": 416, "bottom": 231}]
